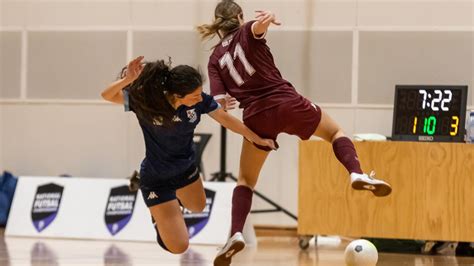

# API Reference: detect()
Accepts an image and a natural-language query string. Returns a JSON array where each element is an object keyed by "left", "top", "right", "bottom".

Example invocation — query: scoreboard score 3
[{"left": 392, "top": 85, "right": 468, "bottom": 142}]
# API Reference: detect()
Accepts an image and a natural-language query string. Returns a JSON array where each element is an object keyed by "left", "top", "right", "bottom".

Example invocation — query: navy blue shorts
[{"left": 140, "top": 165, "right": 200, "bottom": 207}]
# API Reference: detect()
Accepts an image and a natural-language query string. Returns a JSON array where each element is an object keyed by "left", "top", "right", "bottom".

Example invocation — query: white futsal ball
[{"left": 344, "top": 239, "right": 378, "bottom": 266}]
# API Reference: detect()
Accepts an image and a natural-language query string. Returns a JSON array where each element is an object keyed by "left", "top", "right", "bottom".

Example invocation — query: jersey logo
[
  {"left": 152, "top": 118, "right": 163, "bottom": 126},
  {"left": 186, "top": 109, "right": 197, "bottom": 123},
  {"left": 147, "top": 192, "right": 158, "bottom": 200}
]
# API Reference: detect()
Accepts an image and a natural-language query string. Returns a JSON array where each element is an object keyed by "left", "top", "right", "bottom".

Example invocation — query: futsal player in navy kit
[
  {"left": 101, "top": 56, "right": 275, "bottom": 254},
  {"left": 197, "top": 1, "right": 392, "bottom": 264}
]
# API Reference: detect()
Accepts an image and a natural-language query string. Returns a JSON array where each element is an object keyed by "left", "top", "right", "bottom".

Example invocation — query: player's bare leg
[
  {"left": 313, "top": 110, "right": 391, "bottom": 196},
  {"left": 214, "top": 138, "right": 270, "bottom": 266}
]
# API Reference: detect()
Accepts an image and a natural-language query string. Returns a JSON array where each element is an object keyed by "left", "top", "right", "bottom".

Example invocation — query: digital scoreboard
[{"left": 392, "top": 85, "right": 468, "bottom": 142}]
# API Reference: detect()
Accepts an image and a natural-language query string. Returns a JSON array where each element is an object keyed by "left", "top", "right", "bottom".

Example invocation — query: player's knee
[
  {"left": 156, "top": 235, "right": 189, "bottom": 254},
  {"left": 190, "top": 198, "right": 206, "bottom": 213},
  {"left": 186, "top": 203, "right": 205, "bottom": 213},
  {"left": 181, "top": 194, "right": 206, "bottom": 213},
  {"left": 196, "top": 199, "right": 206, "bottom": 212},
  {"left": 156, "top": 232, "right": 170, "bottom": 252},
  {"left": 331, "top": 130, "right": 345, "bottom": 142},
  {"left": 237, "top": 175, "right": 256, "bottom": 188},
  {"left": 155, "top": 226, "right": 185, "bottom": 253},
  {"left": 167, "top": 240, "right": 189, "bottom": 254}
]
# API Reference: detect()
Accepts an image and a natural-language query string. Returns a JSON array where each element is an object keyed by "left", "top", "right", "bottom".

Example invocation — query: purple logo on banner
[
  {"left": 183, "top": 188, "right": 216, "bottom": 239},
  {"left": 104, "top": 185, "right": 137, "bottom": 236},
  {"left": 31, "top": 183, "right": 64, "bottom": 232}
]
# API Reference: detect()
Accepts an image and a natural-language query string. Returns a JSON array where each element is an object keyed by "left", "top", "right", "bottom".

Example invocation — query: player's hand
[
  {"left": 124, "top": 56, "right": 144, "bottom": 83},
  {"left": 254, "top": 10, "right": 281, "bottom": 26},
  {"left": 254, "top": 138, "right": 278, "bottom": 151},
  {"left": 223, "top": 94, "right": 238, "bottom": 111}
]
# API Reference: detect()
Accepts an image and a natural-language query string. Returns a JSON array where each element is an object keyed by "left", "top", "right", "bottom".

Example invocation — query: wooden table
[{"left": 298, "top": 141, "right": 474, "bottom": 241}]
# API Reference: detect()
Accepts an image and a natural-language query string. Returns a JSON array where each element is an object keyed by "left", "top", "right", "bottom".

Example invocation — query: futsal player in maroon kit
[{"left": 198, "top": 1, "right": 392, "bottom": 265}]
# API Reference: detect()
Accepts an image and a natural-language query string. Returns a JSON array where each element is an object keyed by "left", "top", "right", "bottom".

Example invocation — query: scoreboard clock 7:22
[{"left": 392, "top": 85, "right": 468, "bottom": 142}]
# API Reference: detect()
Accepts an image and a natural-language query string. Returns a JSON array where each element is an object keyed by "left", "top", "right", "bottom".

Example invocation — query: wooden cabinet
[{"left": 298, "top": 141, "right": 474, "bottom": 241}]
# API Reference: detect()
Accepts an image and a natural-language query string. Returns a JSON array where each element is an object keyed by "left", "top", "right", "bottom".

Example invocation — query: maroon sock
[
  {"left": 332, "top": 137, "right": 363, "bottom": 174},
  {"left": 230, "top": 185, "right": 253, "bottom": 236}
]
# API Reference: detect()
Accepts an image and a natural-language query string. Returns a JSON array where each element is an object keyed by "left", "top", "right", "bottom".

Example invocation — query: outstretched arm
[
  {"left": 252, "top": 10, "right": 281, "bottom": 37},
  {"left": 208, "top": 108, "right": 276, "bottom": 150},
  {"left": 101, "top": 56, "right": 144, "bottom": 104}
]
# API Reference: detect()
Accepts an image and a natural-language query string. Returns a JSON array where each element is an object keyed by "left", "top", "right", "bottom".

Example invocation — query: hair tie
[{"left": 161, "top": 70, "right": 171, "bottom": 85}]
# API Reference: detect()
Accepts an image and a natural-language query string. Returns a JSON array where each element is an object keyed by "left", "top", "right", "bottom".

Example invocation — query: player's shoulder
[
  {"left": 209, "top": 43, "right": 227, "bottom": 62},
  {"left": 238, "top": 21, "right": 256, "bottom": 37},
  {"left": 193, "top": 92, "right": 213, "bottom": 107},
  {"left": 193, "top": 92, "right": 220, "bottom": 113},
  {"left": 209, "top": 49, "right": 221, "bottom": 62}
]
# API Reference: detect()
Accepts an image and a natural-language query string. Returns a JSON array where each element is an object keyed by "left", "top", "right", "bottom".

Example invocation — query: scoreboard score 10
[{"left": 392, "top": 85, "right": 468, "bottom": 142}]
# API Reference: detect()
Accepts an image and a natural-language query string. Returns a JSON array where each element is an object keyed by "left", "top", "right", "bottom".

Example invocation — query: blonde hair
[{"left": 197, "top": 0, "right": 243, "bottom": 40}]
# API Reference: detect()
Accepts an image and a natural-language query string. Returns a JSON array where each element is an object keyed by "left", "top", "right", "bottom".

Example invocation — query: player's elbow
[
  {"left": 101, "top": 91, "right": 110, "bottom": 101},
  {"left": 101, "top": 91, "right": 119, "bottom": 104}
]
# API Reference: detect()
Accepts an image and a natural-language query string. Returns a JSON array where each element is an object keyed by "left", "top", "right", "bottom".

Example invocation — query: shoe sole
[
  {"left": 352, "top": 180, "right": 392, "bottom": 197},
  {"left": 213, "top": 241, "right": 245, "bottom": 266}
]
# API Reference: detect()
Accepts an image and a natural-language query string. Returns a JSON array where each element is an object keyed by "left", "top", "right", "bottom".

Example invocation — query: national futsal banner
[
  {"left": 31, "top": 183, "right": 64, "bottom": 233},
  {"left": 5, "top": 177, "right": 234, "bottom": 245},
  {"left": 104, "top": 185, "right": 138, "bottom": 236}
]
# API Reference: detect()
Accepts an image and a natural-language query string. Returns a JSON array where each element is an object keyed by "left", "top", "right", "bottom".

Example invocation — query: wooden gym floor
[{"left": 2, "top": 229, "right": 474, "bottom": 265}]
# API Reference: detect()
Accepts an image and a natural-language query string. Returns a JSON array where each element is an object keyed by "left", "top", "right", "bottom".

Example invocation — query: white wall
[{"left": 1, "top": 0, "right": 473, "bottom": 226}]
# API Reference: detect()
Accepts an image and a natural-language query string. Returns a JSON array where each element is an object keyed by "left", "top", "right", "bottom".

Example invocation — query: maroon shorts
[{"left": 244, "top": 96, "right": 322, "bottom": 151}]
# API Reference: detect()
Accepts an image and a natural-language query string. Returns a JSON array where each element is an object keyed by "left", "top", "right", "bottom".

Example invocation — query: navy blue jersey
[{"left": 123, "top": 90, "right": 220, "bottom": 184}]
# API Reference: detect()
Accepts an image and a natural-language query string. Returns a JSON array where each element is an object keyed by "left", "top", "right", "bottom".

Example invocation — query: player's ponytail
[
  {"left": 197, "top": 0, "right": 243, "bottom": 40},
  {"left": 126, "top": 59, "right": 174, "bottom": 127}
]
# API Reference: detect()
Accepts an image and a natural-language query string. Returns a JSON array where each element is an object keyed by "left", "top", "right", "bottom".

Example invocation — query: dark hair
[
  {"left": 121, "top": 59, "right": 202, "bottom": 127},
  {"left": 197, "top": 0, "right": 243, "bottom": 40}
]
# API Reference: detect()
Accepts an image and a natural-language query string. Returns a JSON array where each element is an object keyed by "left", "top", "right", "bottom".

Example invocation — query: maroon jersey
[{"left": 208, "top": 21, "right": 299, "bottom": 120}]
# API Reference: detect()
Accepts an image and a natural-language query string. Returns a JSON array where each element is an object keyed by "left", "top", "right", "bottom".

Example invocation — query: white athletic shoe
[
  {"left": 350, "top": 171, "right": 392, "bottom": 197},
  {"left": 214, "top": 232, "right": 245, "bottom": 266}
]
